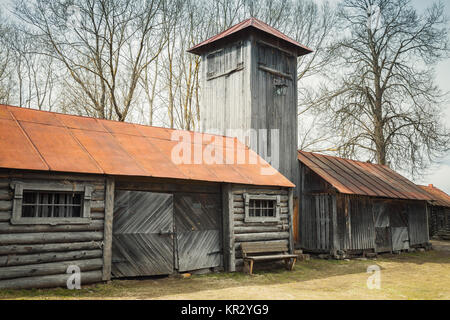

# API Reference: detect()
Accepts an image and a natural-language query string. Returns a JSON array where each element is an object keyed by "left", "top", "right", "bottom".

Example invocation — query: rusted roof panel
[
  {"left": 69, "top": 129, "right": 147, "bottom": 176},
  {"left": 8, "top": 106, "right": 62, "bottom": 126},
  {"left": 55, "top": 113, "right": 107, "bottom": 132},
  {"left": 419, "top": 185, "right": 450, "bottom": 207},
  {"left": 188, "top": 17, "right": 313, "bottom": 56},
  {"left": 298, "top": 150, "right": 432, "bottom": 201},
  {"left": 0, "top": 104, "right": 293, "bottom": 188},
  {"left": 20, "top": 122, "right": 103, "bottom": 174},
  {"left": 0, "top": 119, "right": 49, "bottom": 171},
  {"left": 112, "top": 133, "right": 187, "bottom": 180}
]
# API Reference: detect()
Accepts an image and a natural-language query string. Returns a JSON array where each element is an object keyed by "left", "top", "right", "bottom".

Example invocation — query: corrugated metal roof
[
  {"left": 0, "top": 104, "right": 294, "bottom": 188},
  {"left": 298, "top": 150, "right": 432, "bottom": 201},
  {"left": 188, "top": 17, "right": 313, "bottom": 56},
  {"left": 418, "top": 184, "right": 450, "bottom": 207}
]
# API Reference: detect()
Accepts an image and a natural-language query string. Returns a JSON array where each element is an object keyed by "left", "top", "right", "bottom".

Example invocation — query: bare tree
[
  {"left": 304, "top": 0, "right": 450, "bottom": 177},
  {"left": 0, "top": 12, "right": 15, "bottom": 104},
  {"left": 14, "top": 0, "right": 166, "bottom": 121}
]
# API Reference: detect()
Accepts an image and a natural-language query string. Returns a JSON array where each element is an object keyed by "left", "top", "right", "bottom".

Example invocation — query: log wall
[
  {"left": 230, "top": 185, "right": 292, "bottom": 269},
  {"left": 0, "top": 171, "right": 106, "bottom": 289}
]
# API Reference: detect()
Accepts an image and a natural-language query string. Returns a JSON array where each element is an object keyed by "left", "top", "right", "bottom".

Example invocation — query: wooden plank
[
  {"left": 0, "top": 189, "right": 11, "bottom": 201},
  {"left": 102, "top": 177, "right": 114, "bottom": 281},
  {"left": 0, "top": 270, "right": 103, "bottom": 289},
  {"left": 0, "top": 231, "right": 103, "bottom": 245},
  {"left": 0, "top": 258, "right": 103, "bottom": 280},
  {"left": 0, "top": 211, "right": 11, "bottom": 222},
  {"left": 0, "top": 249, "right": 103, "bottom": 267},
  {"left": 234, "top": 226, "right": 282, "bottom": 234},
  {"left": 0, "top": 221, "right": 104, "bottom": 233},
  {"left": 0, "top": 200, "right": 12, "bottom": 211},
  {"left": 235, "top": 232, "right": 290, "bottom": 242},
  {"left": 332, "top": 195, "right": 339, "bottom": 252},
  {"left": 288, "top": 188, "right": 294, "bottom": 253},
  {"left": 0, "top": 241, "right": 103, "bottom": 255},
  {"left": 222, "top": 184, "right": 235, "bottom": 272}
]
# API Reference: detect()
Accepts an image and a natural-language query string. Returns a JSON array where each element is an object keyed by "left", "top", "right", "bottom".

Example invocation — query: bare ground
[{"left": 1, "top": 240, "right": 449, "bottom": 300}]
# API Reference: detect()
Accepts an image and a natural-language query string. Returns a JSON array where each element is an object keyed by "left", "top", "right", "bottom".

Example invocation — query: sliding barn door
[
  {"left": 112, "top": 191, "right": 174, "bottom": 277},
  {"left": 174, "top": 193, "right": 222, "bottom": 272}
]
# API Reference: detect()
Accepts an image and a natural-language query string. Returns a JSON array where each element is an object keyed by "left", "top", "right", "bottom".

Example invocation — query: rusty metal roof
[
  {"left": 298, "top": 150, "right": 432, "bottom": 201},
  {"left": 188, "top": 17, "right": 313, "bottom": 56},
  {"left": 0, "top": 104, "right": 294, "bottom": 187},
  {"left": 418, "top": 184, "right": 450, "bottom": 207}
]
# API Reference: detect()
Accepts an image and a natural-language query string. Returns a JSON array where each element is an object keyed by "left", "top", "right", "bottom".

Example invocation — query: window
[
  {"left": 244, "top": 193, "right": 280, "bottom": 222},
  {"left": 21, "top": 191, "right": 83, "bottom": 218},
  {"left": 11, "top": 181, "right": 92, "bottom": 225},
  {"left": 206, "top": 41, "right": 244, "bottom": 80}
]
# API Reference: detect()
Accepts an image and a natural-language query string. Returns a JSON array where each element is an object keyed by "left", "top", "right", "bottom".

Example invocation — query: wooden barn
[
  {"left": 297, "top": 151, "right": 433, "bottom": 257},
  {"left": 0, "top": 104, "right": 296, "bottom": 289},
  {"left": 418, "top": 184, "right": 450, "bottom": 240}
]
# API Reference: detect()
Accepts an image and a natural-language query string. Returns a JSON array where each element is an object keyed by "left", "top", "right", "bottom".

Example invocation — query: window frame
[
  {"left": 11, "top": 181, "right": 92, "bottom": 225},
  {"left": 243, "top": 193, "right": 280, "bottom": 223}
]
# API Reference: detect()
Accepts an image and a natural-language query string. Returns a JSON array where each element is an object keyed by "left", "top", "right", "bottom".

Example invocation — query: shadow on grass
[{"left": 0, "top": 249, "right": 448, "bottom": 300}]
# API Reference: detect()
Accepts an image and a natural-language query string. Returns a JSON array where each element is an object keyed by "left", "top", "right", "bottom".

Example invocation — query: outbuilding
[
  {"left": 297, "top": 151, "right": 433, "bottom": 257},
  {"left": 0, "top": 104, "right": 295, "bottom": 289},
  {"left": 418, "top": 184, "right": 450, "bottom": 240}
]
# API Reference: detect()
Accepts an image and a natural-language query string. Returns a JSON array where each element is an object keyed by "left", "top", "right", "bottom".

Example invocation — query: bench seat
[
  {"left": 245, "top": 254, "right": 298, "bottom": 261},
  {"left": 241, "top": 241, "right": 297, "bottom": 275}
]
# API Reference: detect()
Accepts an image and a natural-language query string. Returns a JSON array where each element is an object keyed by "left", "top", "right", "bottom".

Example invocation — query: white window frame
[
  {"left": 11, "top": 181, "right": 92, "bottom": 225},
  {"left": 244, "top": 193, "right": 280, "bottom": 223}
]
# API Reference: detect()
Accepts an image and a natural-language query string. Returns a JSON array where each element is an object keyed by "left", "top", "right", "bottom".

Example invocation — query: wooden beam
[
  {"left": 0, "top": 270, "right": 102, "bottom": 290},
  {"left": 288, "top": 188, "right": 295, "bottom": 253},
  {"left": 102, "top": 177, "right": 115, "bottom": 281},
  {"left": 222, "top": 184, "right": 235, "bottom": 272}
]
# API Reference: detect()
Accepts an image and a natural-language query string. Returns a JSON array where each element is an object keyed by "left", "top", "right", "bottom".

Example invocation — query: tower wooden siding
[{"left": 200, "top": 30, "right": 299, "bottom": 186}]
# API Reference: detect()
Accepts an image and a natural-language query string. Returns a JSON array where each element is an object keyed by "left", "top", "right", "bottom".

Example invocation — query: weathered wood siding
[
  {"left": 338, "top": 195, "right": 376, "bottom": 251},
  {"left": 0, "top": 171, "right": 106, "bottom": 289},
  {"left": 299, "top": 162, "right": 335, "bottom": 251},
  {"left": 230, "top": 185, "right": 293, "bottom": 269},
  {"left": 299, "top": 163, "right": 429, "bottom": 254},
  {"left": 408, "top": 201, "right": 429, "bottom": 246},
  {"left": 115, "top": 177, "right": 223, "bottom": 274},
  {"left": 200, "top": 30, "right": 298, "bottom": 187}
]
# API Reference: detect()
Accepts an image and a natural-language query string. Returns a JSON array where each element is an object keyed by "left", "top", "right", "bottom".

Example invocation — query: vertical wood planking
[{"left": 102, "top": 177, "right": 114, "bottom": 281}]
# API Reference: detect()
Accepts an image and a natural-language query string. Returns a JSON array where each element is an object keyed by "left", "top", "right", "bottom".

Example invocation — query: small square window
[
  {"left": 21, "top": 191, "right": 84, "bottom": 218},
  {"left": 11, "top": 182, "right": 92, "bottom": 225},
  {"left": 244, "top": 193, "right": 280, "bottom": 222}
]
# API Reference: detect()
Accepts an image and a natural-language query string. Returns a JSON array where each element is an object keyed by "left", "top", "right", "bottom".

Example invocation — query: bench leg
[
  {"left": 290, "top": 258, "right": 296, "bottom": 271},
  {"left": 249, "top": 260, "right": 254, "bottom": 275}
]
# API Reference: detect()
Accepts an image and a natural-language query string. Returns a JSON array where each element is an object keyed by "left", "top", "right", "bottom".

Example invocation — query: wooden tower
[{"left": 188, "top": 17, "right": 312, "bottom": 185}]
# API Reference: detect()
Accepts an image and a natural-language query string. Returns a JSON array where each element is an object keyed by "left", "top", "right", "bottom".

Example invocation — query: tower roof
[{"left": 188, "top": 17, "right": 313, "bottom": 56}]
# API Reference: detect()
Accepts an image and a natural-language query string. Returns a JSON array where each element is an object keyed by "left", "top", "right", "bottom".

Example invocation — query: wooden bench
[{"left": 241, "top": 241, "right": 297, "bottom": 275}]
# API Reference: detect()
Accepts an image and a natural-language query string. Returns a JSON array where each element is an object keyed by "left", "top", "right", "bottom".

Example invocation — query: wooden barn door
[
  {"left": 174, "top": 193, "right": 222, "bottom": 272},
  {"left": 111, "top": 191, "right": 174, "bottom": 277},
  {"left": 373, "top": 201, "right": 392, "bottom": 253}
]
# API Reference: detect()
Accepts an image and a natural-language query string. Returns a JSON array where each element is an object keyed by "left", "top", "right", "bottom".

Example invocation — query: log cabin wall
[
  {"left": 228, "top": 185, "right": 294, "bottom": 271},
  {"left": 428, "top": 206, "right": 450, "bottom": 238},
  {"left": 0, "top": 170, "right": 107, "bottom": 289}
]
